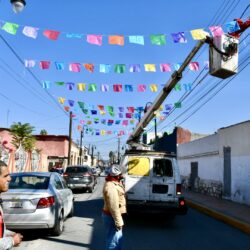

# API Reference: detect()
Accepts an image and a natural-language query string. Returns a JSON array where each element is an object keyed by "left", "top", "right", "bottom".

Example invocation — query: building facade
[{"left": 178, "top": 121, "right": 250, "bottom": 206}]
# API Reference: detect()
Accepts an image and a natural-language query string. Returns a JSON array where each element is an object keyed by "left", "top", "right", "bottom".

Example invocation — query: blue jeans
[{"left": 102, "top": 213, "right": 123, "bottom": 250}]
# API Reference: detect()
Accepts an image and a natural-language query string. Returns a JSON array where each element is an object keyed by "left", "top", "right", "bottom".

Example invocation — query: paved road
[{"left": 16, "top": 176, "right": 250, "bottom": 250}]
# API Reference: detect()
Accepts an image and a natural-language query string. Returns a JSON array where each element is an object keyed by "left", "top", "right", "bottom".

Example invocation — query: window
[
  {"left": 54, "top": 175, "right": 63, "bottom": 190},
  {"left": 9, "top": 175, "right": 49, "bottom": 189},
  {"left": 153, "top": 159, "right": 173, "bottom": 177}
]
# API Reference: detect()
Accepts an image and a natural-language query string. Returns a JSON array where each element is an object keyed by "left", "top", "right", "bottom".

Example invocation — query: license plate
[
  {"left": 10, "top": 202, "right": 23, "bottom": 208},
  {"left": 73, "top": 177, "right": 80, "bottom": 180}
]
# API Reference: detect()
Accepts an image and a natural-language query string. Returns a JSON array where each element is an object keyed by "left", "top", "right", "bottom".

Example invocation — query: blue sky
[{"left": 0, "top": 0, "right": 249, "bottom": 159}]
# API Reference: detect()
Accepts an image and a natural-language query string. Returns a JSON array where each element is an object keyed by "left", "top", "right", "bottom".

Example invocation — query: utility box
[{"left": 209, "top": 34, "right": 239, "bottom": 79}]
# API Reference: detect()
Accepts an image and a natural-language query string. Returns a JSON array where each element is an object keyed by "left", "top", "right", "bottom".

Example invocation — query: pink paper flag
[
  {"left": 87, "top": 35, "right": 102, "bottom": 46},
  {"left": 69, "top": 63, "right": 81, "bottom": 72},
  {"left": 43, "top": 30, "right": 60, "bottom": 40},
  {"left": 113, "top": 84, "right": 122, "bottom": 92},
  {"left": 39, "top": 61, "right": 51, "bottom": 69},
  {"left": 189, "top": 62, "right": 199, "bottom": 71},
  {"left": 138, "top": 84, "right": 146, "bottom": 92},
  {"left": 160, "top": 63, "right": 171, "bottom": 72},
  {"left": 209, "top": 26, "right": 224, "bottom": 37}
]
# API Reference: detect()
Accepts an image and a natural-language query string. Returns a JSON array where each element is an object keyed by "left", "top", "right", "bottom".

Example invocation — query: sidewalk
[{"left": 183, "top": 189, "right": 250, "bottom": 235}]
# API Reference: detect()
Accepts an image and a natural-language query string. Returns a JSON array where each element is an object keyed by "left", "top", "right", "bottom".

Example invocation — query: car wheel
[
  {"left": 68, "top": 201, "right": 74, "bottom": 218},
  {"left": 51, "top": 211, "right": 64, "bottom": 236},
  {"left": 88, "top": 186, "right": 93, "bottom": 193}
]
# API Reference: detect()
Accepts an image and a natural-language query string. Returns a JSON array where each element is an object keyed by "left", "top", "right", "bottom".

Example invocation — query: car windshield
[
  {"left": 9, "top": 175, "right": 50, "bottom": 189},
  {"left": 66, "top": 167, "right": 88, "bottom": 173}
]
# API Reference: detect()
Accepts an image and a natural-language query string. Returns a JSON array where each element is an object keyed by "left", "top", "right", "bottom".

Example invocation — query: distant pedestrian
[
  {"left": 102, "top": 165, "right": 126, "bottom": 250},
  {"left": 0, "top": 160, "right": 23, "bottom": 249}
]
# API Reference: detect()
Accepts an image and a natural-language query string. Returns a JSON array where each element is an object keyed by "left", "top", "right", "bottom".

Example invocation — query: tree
[
  {"left": 40, "top": 129, "right": 48, "bottom": 135},
  {"left": 10, "top": 122, "right": 36, "bottom": 151}
]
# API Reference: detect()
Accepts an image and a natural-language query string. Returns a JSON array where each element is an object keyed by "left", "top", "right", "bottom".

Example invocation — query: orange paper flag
[{"left": 108, "top": 35, "right": 124, "bottom": 46}]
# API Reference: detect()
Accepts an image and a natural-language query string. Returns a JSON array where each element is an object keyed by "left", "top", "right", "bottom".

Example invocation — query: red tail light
[
  {"left": 176, "top": 184, "right": 182, "bottom": 195},
  {"left": 83, "top": 173, "right": 90, "bottom": 177},
  {"left": 37, "top": 196, "right": 55, "bottom": 208},
  {"left": 179, "top": 200, "right": 185, "bottom": 206},
  {"left": 63, "top": 173, "right": 68, "bottom": 177}
]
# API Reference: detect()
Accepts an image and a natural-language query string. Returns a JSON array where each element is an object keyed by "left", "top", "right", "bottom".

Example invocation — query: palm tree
[
  {"left": 10, "top": 122, "right": 36, "bottom": 151},
  {"left": 40, "top": 129, "right": 48, "bottom": 135}
]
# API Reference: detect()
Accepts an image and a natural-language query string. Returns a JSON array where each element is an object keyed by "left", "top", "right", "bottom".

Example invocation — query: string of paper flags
[
  {"left": 44, "top": 81, "right": 192, "bottom": 93},
  {"left": 27, "top": 59, "right": 207, "bottom": 73},
  {"left": 0, "top": 19, "right": 241, "bottom": 45}
]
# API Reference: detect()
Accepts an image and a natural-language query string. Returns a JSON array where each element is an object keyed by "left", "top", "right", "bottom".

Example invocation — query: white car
[{"left": 2, "top": 172, "right": 74, "bottom": 236}]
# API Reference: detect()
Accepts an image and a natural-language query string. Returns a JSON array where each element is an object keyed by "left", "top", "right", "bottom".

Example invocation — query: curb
[{"left": 186, "top": 199, "right": 250, "bottom": 235}]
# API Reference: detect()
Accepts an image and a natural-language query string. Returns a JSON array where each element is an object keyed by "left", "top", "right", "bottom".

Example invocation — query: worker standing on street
[{"left": 102, "top": 165, "right": 126, "bottom": 250}]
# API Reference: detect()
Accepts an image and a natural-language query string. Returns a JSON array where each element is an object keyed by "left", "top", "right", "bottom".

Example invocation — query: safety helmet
[{"left": 109, "top": 165, "right": 122, "bottom": 176}]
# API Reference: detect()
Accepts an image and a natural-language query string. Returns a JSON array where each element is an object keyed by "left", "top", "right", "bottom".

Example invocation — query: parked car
[
  {"left": 2, "top": 172, "right": 74, "bottom": 236},
  {"left": 63, "top": 165, "right": 96, "bottom": 192},
  {"left": 50, "top": 167, "right": 64, "bottom": 175}
]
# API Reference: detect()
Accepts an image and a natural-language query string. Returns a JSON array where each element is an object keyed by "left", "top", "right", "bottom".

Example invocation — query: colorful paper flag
[
  {"left": 55, "top": 62, "right": 65, "bottom": 70},
  {"left": 183, "top": 83, "right": 192, "bottom": 91},
  {"left": 22, "top": 26, "right": 38, "bottom": 39},
  {"left": 1, "top": 22, "right": 19, "bottom": 35},
  {"left": 129, "top": 64, "right": 141, "bottom": 73},
  {"left": 150, "top": 84, "right": 158, "bottom": 92},
  {"left": 88, "top": 84, "right": 97, "bottom": 92},
  {"left": 174, "top": 102, "right": 182, "bottom": 108},
  {"left": 66, "top": 82, "right": 75, "bottom": 90},
  {"left": 69, "top": 63, "right": 81, "bottom": 72},
  {"left": 24, "top": 60, "right": 36, "bottom": 68},
  {"left": 43, "top": 30, "right": 60, "bottom": 40},
  {"left": 174, "top": 63, "right": 181, "bottom": 70},
  {"left": 107, "top": 106, "right": 115, "bottom": 116},
  {"left": 114, "top": 64, "right": 126, "bottom": 73},
  {"left": 225, "top": 21, "right": 240, "bottom": 33},
  {"left": 84, "top": 63, "right": 94, "bottom": 73},
  {"left": 125, "top": 85, "right": 133, "bottom": 92},
  {"left": 138, "top": 84, "right": 146, "bottom": 92},
  {"left": 86, "top": 34, "right": 102, "bottom": 46},
  {"left": 209, "top": 26, "right": 224, "bottom": 37},
  {"left": 126, "top": 113, "right": 132, "bottom": 118},
  {"left": 66, "top": 33, "right": 83, "bottom": 39},
  {"left": 189, "top": 62, "right": 199, "bottom": 71},
  {"left": 101, "top": 84, "right": 109, "bottom": 92},
  {"left": 39, "top": 61, "right": 51, "bottom": 70},
  {"left": 77, "top": 83, "right": 86, "bottom": 91},
  {"left": 190, "top": 29, "right": 208, "bottom": 40},
  {"left": 108, "top": 35, "right": 124, "bottom": 46},
  {"left": 58, "top": 97, "right": 65, "bottom": 104},
  {"left": 42, "top": 81, "right": 50, "bottom": 89},
  {"left": 127, "top": 107, "right": 135, "bottom": 113},
  {"left": 128, "top": 35, "right": 144, "bottom": 45},
  {"left": 171, "top": 32, "right": 187, "bottom": 43},
  {"left": 174, "top": 83, "right": 182, "bottom": 91},
  {"left": 150, "top": 34, "right": 166, "bottom": 45},
  {"left": 55, "top": 82, "right": 65, "bottom": 86},
  {"left": 144, "top": 64, "right": 156, "bottom": 72},
  {"left": 100, "top": 64, "right": 111, "bottom": 73},
  {"left": 160, "top": 63, "right": 171, "bottom": 72},
  {"left": 113, "top": 84, "right": 123, "bottom": 92},
  {"left": 118, "top": 107, "right": 124, "bottom": 112},
  {"left": 68, "top": 100, "right": 74, "bottom": 107}
]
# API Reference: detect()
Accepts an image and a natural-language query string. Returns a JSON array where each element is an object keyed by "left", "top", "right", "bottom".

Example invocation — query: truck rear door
[
  {"left": 149, "top": 158, "right": 175, "bottom": 202},
  {"left": 125, "top": 156, "right": 150, "bottom": 201}
]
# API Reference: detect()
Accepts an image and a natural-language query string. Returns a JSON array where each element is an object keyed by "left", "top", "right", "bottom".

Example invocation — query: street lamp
[
  {"left": 10, "top": 0, "right": 26, "bottom": 13},
  {"left": 144, "top": 102, "right": 157, "bottom": 143}
]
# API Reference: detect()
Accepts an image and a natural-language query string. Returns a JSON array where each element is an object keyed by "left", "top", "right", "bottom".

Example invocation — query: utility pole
[
  {"left": 67, "top": 111, "right": 72, "bottom": 166},
  {"left": 91, "top": 145, "right": 95, "bottom": 166},
  {"left": 117, "top": 137, "right": 121, "bottom": 164},
  {"left": 79, "top": 129, "right": 83, "bottom": 164}
]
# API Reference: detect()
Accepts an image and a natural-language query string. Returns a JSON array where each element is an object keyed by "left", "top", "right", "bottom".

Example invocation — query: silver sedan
[{"left": 1, "top": 172, "right": 74, "bottom": 236}]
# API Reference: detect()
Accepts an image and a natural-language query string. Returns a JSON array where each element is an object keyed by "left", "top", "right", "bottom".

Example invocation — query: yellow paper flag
[
  {"left": 58, "top": 97, "right": 65, "bottom": 104},
  {"left": 77, "top": 83, "right": 86, "bottom": 91},
  {"left": 150, "top": 84, "right": 158, "bottom": 92},
  {"left": 190, "top": 29, "right": 208, "bottom": 40},
  {"left": 144, "top": 64, "right": 156, "bottom": 72}
]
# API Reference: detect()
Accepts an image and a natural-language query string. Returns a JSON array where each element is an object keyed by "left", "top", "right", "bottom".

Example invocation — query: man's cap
[{"left": 109, "top": 165, "right": 122, "bottom": 176}]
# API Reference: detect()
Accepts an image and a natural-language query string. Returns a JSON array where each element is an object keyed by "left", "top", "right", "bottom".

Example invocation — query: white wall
[{"left": 218, "top": 121, "right": 250, "bottom": 205}]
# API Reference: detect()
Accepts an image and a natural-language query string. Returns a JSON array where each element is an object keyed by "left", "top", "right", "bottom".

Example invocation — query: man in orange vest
[{"left": 0, "top": 160, "right": 23, "bottom": 249}]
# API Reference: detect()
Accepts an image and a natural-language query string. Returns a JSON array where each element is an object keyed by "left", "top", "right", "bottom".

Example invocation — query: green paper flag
[
  {"left": 114, "top": 64, "right": 126, "bottom": 73},
  {"left": 107, "top": 106, "right": 115, "bottom": 117},
  {"left": 88, "top": 84, "right": 97, "bottom": 92},
  {"left": 55, "top": 81, "right": 65, "bottom": 86},
  {"left": 174, "top": 102, "right": 182, "bottom": 108},
  {"left": 2, "top": 22, "right": 19, "bottom": 35},
  {"left": 78, "top": 101, "right": 85, "bottom": 109},
  {"left": 150, "top": 34, "right": 166, "bottom": 45}
]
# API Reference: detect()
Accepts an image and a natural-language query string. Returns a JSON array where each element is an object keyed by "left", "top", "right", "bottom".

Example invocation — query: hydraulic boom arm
[{"left": 127, "top": 38, "right": 208, "bottom": 145}]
